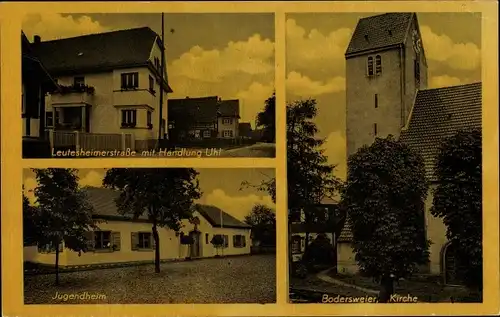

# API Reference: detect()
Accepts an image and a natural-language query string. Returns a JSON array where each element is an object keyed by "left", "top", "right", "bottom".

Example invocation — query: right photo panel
[{"left": 286, "top": 12, "right": 482, "bottom": 303}]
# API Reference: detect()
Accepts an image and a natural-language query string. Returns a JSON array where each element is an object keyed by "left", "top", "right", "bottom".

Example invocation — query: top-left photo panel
[{"left": 21, "top": 13, "right": 276, "bottom": 159}]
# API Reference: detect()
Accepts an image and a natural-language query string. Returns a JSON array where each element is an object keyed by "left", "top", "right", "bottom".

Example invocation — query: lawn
[
  {"left": 329, "top": 271, "right": 481, "bottom": 303},
  {"left": 24, "top": 254, "right": 276, "bottom": 304}
]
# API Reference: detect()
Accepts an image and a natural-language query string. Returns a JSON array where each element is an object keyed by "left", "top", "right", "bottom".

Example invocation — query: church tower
[{"left": 345, "top": 13, "right": 428, "bottom": 157}]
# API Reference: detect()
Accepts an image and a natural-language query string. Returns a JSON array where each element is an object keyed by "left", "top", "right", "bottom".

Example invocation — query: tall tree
[
  {"left": 244, "top": 204, "right": 276, "bottom": 246},
  {"left": 23, "top": 187, "right": 39, "bottom": 246},
  {"left": 431, "top": 129, "right": 482, "bottom": 293},
  {"left": 32, "top": 168, "right": 97, "bottom": 285},
  {"left": 256, "top": 92, "right": 275, "bottom": 143},
  {"left": 102, "top": 168, "right": 202, "bottom": 273},
  {"left": 286, "top": 99, "right": 342, "bottom": 249},
  {"left": 341, "top": 136, "right": 430, "bottom": 302}
]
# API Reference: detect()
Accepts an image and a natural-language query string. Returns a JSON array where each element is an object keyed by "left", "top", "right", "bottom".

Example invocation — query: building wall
[
  {"left": 46, "top": 65, "right": 167, "bottom": 141},
  {"left": 337, "top": 243, "right": 358, "bottom": 274},
  {"left": 218, "top": 117, "right": 239, "bottom": 139},
  {"left": 346, "top": 49, "right": 404, "bottom": 156},
  {"left": 24, "top": 211, "right": 251, "bottom": 266},
  {"left": 402, "top": 16, "right": 428, "bottom": 127}
]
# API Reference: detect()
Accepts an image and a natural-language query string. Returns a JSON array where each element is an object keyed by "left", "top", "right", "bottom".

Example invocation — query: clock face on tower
[{"left": 412, "top": 29, "right": 422, "bottom": 54}]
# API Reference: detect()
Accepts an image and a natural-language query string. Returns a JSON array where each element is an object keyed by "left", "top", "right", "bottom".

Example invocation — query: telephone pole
[{"left": 157, "top": 13, "right": 166, "bottom": 147}]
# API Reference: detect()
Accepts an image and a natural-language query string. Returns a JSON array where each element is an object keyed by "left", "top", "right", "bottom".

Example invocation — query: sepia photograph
[
  {"left": 23, "top": 167, "right": 276, "bottom": 304},
  {"left": 286, "top": 12, "right": 483, "bottom": 303},
  {"left": 21, "top": 13, "right": 275, "bottom": 159}
]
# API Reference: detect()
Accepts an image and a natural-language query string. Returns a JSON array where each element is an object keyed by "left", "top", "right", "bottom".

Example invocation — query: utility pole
[{"left": 157, "top": 13, "right": 166, "bottom": 148}]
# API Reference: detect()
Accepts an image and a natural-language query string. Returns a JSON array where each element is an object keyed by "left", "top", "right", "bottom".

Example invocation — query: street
[{"left": 24, "top": 254, "right": 276, "bottom": 304}]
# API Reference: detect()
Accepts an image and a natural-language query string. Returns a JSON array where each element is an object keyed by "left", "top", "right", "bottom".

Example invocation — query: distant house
[
  {"left": 24, "top": 186, "right": 252, "bottom": 267},
  {"left": 29, "top": 27, "right": 173, "bottom": 152},
  {"left": 289, "top": 204, "right": 342, "bottom": 263},
  {"left": 21, "top": 32, "right": 58, "bottom": 158},
  {"left": 168, "top": 96, "right": 240, "bottom": 141},
  {"left": 238, "top": 122, "right": 252, "bottom": 139}
]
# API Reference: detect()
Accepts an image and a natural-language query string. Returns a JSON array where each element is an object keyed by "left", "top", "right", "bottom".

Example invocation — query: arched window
[
  {"left": 375, "top": 55, "right": 382, "bottom": 75},
  {"left": 367, "top": 56, "right": 374, "bottom": 76}
]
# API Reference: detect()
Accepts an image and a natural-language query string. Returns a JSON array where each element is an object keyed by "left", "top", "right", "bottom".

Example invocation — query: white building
[{"left": 30, "top": 27, "right": 172, "bottom": 152}]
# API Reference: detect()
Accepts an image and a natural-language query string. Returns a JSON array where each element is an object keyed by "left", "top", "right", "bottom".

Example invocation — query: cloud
[
  {"left": 168, "top": 34, "right": 274, "bottom": 83},
  {"left": 421, "top": 25, "right": 481, "bottom": 71},
  {"left": 235, "top": 82, "right": 274, "bottom": 127},
  {"left": 203, "top": 189, "right": 275, "bottom": 221},
  {"left": 286, "top": 18, "right": 352, "bottom": 77},
  {"left": 22, "top": 13, "right": 110, "bottom": 41},
  {"left": 286, "top": 71, "right": 345, "bottom": 97},
  {"left": 429, "top": 75, "right": 462, "bottom": 88},
  {"left": 322, "top": 131, "right": 347, "bottom": 180}
]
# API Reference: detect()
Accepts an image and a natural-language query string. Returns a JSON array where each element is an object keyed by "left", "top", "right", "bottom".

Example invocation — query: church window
[
  {"left": 375, "top": 55, "right": 382, "bottom": 75},
  {"left": 367, "top": 57, "right": 374, "bottom": 76},
  {"left": 374, "top": 94, "right": 378, "bottom": 108},
  {"left": 373, "top": 123, "right": 378, "bottom": 136},
  {"left": 414, "top": 59, "right": 420, "bottom": 86}
]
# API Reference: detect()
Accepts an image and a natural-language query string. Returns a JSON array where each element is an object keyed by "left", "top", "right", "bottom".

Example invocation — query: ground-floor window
[
  {"left": 223, "top": 130, "right": 233, "bottom": 138},
  {"left": 233, "top": 235, "right": 246, "bottom": 248},
  {"left": 131, "top": 232, "right": 153, "bottom": 250},
  {"left": 291, "top": 235, "right": 303, "bottom": 254},
  {"left": 94, "top": 231, "right": 112, "bottom": 250}
]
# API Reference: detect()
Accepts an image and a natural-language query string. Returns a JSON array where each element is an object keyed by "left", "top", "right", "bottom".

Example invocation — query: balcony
[{"left": 51, "top": 84, "right": 95, "bottom": 106}]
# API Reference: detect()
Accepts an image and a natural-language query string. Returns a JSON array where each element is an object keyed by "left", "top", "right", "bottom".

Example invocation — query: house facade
[
  {"left": 341, "top": 12, "right": 482, "bottom": 285},
  {"left": 24, "top": 187, "right": 252, "bottom": 267},
  {"left": 30, "top": 27, "right": 172, "bottom": 152},
  {"left": 21, "top": 32, "right": 58, "bottom": 158},
  {"left": 168, "top": 96, "right": 240, "bottom": 141}
]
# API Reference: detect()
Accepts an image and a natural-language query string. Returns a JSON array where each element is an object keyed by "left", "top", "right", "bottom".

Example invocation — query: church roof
[
  {"left": 400, "top": 82, "right": 482, "bottom": 182},
  {"left": 338, "top": 82, "right": 482, "bottom": 243},
  {"left": 345, "top": 13, "right": 414, "bottom": 56}
]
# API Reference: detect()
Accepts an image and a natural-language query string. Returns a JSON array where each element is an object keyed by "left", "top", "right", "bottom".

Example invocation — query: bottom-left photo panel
[{"left": 22, "top": 167, "right": 276, "bottom": 304}]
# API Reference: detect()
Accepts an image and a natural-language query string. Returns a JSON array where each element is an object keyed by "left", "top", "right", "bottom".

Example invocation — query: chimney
[{"left": 34, "top": 35, "right": 41, "bottom": 44}]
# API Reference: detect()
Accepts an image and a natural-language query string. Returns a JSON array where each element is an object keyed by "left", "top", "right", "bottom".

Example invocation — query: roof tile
[{"left": 345, "top": 13, "right": 413, "bottom": 56}]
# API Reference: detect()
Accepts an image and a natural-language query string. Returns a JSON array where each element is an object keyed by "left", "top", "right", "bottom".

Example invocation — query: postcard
[{"left": 1, "top": 1, "right": 498, "bottom": 317}]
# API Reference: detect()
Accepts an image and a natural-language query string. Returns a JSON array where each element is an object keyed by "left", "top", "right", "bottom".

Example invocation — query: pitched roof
[
  {"left": 168, "top": 96, "right": 219, "bottom": 123},
  {"left": 195, "top": 204, "right": 251, "bottom": 229},
  {"left": 399, "top": 82, "right": 482, "bottom": 182},
  {"left": 82, "top": 186, "right": 249, "bottom": 229},
  {"left": 345, "top": 13, "right": 414, "bottom": 56},
  {"left": 31, "top": 27, "right": 162, "bottom": 75},
  {"left": 219, "top": 99, "right": 240, "bottom": 118}
]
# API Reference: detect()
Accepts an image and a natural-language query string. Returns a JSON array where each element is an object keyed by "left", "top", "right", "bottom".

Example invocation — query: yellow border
[{"left": 1, "top": 1, "right": 499, "bottom": 316}]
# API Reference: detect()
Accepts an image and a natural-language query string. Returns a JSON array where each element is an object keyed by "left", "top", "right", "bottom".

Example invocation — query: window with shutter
[
  {"left": 131, "top": 232, "right": 139, "bottom": 251},
  {"left": 112, "top": 232, "right": 121, "bottom": 251},
  {"left": 375, "top": 55, "right": 382, "bottom": 75},
  {"left": 367, "top": 57, "right": 374, "bottom": 76}
]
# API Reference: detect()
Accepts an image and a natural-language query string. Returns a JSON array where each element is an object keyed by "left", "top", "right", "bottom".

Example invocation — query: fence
[
  {"left": 172, "top": 137, "right": 258, "bottom": 149},
  {"left": 50, "top": 131, "right": 137, "bottom": 152}
]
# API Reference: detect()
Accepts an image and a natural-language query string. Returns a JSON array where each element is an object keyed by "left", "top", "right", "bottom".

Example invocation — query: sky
[
  {"left": 21, "top": 13, "right": 275, "bottom": 128},
  {"left": 23, "top": 168, "right": 275, "bottom": 221},
  {"left": 286, "top": 12, "right": 482, "bottom": 180}
]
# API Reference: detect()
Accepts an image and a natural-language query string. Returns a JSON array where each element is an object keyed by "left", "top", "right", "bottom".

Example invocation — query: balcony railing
[{"left": 51, "top": 84, "right": 95, "bottom": 106}]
